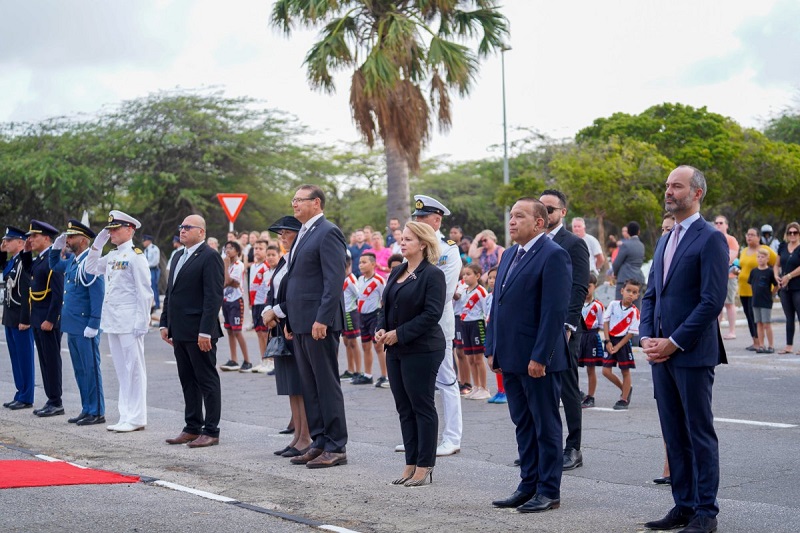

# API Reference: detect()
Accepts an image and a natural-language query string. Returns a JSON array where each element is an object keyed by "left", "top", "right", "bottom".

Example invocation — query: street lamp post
[{"left": 501, "top": 46, "right": 511, "bottom": 248}]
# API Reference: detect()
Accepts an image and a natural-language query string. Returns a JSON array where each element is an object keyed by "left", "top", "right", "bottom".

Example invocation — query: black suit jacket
[
  {"left": 160, "top": 242, "right": 224, "bottom": 342},
  {"left": 22, "top": 249, "right": 64, "bottom": 328},
  {"left": 551, "top": 227, "right": 590, "bottom": 330},
  {"left": 377, "top": 261, "right": 446, "bottom": 356},
  {"left": 283, "top": 215, "right": 346, "bottom": 334}
]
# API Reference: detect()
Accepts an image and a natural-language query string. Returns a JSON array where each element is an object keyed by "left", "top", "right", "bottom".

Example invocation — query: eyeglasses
[
  {"left": 545, "top": 205, "right": 560, "bottom": 214},
  {"left": 291, "top": 197, "right": 315, "bottom": 204},
  {"left": 788, "top": 231, "right": 799, "bottom": 235},
  {"left": 178, "top": 224, "right": 202, "bottom": 231}
]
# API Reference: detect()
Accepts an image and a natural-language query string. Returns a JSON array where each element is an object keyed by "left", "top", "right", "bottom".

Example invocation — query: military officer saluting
[
  {"left": 85, "top": 210, "right": 152, "bottom": 432},
  {"left": 2, "top": 226, "right": 35, "bottom": 410},
  {"left": 21, "top": 220, "right": 65, "bottom": 417},
  {"left": 50, "top": 220, "right": 107, "bottom": 426}
]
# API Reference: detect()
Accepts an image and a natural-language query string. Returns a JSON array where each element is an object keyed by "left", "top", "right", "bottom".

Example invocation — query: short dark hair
[
  {"left": 465, "top": 263, "right": 483, "bottom": 277},
  {"left": 266, "top": 245, "right": 280, "bottom": 253},
  {"left": 298, "top": 184, "right": 326, "bottom": 209},
  {"left": 254, "top": 239, "right": 269, "bottom": 247},
  {"left": 516, "top": 197, "right": 548, "bottom": 220},
  {"left": 623, "top": 278, "right": 642, "bottom": 289},
  {"left": 225, "top": 240, "right": 241, "bottom": 253},
  {"left": 388, "top": 253, "right": 404, "bottom": 266},
  {"left": 540, "top": 189, "right": 567, "bottom": 208},
  {"left": 588, "top": 272, "right": 598, "bottom": 286},
  {"left": 450, "top": 225, "right": 464, "bottom": 234},
  {"left": 361, "top": 251, "right": 376, "bottom": 261},
  {"left": 626, "top": 221, "right": 640, "bottom": 237}
]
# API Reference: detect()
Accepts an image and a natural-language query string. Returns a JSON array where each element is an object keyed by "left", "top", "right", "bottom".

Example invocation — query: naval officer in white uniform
[
  {"left": 395, "top": 195, "right": 463, "bottom": 456},
  {"left": 85, "top": 210, "right": 152, "bottom": 432}
]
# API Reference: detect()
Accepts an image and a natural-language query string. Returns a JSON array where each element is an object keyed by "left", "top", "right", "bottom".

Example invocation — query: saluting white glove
[
  {"left": 133, "top": 328, "right": 148, "bottom": 338},
  {"left": 53, "top": 233, "right": 67, "bottom": 250},
  {"left": 83, "top": 327, "right": 99, "bottom": 338},
  {"left": 93, "top": 228, "right": 111, "bottom": 250}
]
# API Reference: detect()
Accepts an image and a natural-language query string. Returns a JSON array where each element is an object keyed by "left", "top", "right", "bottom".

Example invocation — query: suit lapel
[
  {"left": 499, "top": 237, "right": 545, "bottom": 297},
  {"left": 173, "top": 244, "right": 206, "bottom": 287},
  {"left": 662, "top": 218, "right": 704, "bottom": 290},
  {"left": 287, "top": 216, "right": 325, "bottom": 275}
]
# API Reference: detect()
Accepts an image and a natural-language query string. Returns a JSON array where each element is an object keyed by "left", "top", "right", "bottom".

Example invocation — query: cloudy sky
[{"left": 1, "top": 0, "right": 798, "bottom": 161}]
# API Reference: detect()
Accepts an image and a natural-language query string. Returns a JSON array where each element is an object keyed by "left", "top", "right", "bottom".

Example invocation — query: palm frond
[
  {"left": 429, "top": 71, "right": 452, "bottom": 133},
  {"left": 304, "top": 16, "right": 358, "bottom": 92},
  {"left": 427, "top": 36, "right": 477, "bottom": 95},
  {"left": 452, "top": 8, "right": 509, "bottom": 56}
]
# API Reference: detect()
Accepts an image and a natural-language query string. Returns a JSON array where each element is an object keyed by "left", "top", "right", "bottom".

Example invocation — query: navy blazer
[
  {"left": 377, "top": 260, "right": 446, "bottom": 356},
  {"left": 160, "top": 242, "right": 224, "bottom": 342},
  {"left": 551, "top": 227, "right": 590, "bottom": 330},
  {"left": 639, "top": 216, "right": 728, "bottom": 367},
  {"left": 484, "top": 235, "right": 572, "bottom": 375},
  {"left": 283, "top": 215, "right": 346, "bottom": 334}
]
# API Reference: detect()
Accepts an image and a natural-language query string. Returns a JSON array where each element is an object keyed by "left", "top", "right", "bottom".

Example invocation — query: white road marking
[
  {"left": 715, "top": 417, "right": 797, "bottom": 429},
  {"left": 587, "top": 407, "right": 620, "bottom": 412},
  {"left": 164, "top": 360, "right": 177, "bottom": 365},
  {"left": 34, "top": 454, "right": 61, "bottom": 462},
  {"left": 319, "top": 526, "right": 363, "bottom": 533},
  {"left": 152, "top": 480, "right": 238, "bottom": 503}
]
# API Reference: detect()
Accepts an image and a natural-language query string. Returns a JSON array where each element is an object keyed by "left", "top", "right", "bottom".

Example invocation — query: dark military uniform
[{"left": 2, "top": 226, "right": 35, "bottom": 407}]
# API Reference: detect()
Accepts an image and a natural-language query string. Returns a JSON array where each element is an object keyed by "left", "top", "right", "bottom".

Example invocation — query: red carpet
[{"left": 0, "top": 460, "right": 140, "bottom": 489}]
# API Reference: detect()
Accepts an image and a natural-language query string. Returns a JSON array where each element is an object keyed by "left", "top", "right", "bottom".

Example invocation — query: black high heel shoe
[{"left": 404, "top": 466, "right": 434, "bottom": 487}]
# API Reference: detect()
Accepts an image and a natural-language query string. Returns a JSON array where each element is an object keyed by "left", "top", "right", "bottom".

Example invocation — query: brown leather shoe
[
  {"left": 186, "top": 434, "right": 219, "bottom": 448},
  {"left": 166, "top": 432, "right": 200, "bottom": 445},
  {"left": 289, "top": 447, "right": 324, "bottom": 465},
  {"left": 306, "top": 451, "right": 347, "bottom": 469}
]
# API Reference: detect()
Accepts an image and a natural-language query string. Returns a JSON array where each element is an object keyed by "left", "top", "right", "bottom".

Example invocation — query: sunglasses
[
  {"left": 788, "top": 230, "right": 799, "bottom": 235},
  {"left": 178, "top": 224, "right": 202, "bottom": 231}
]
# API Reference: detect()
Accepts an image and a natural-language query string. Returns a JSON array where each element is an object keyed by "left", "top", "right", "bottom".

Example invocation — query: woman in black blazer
[{"left": 376, "top": 221, "right": 446, "bottom": 487}]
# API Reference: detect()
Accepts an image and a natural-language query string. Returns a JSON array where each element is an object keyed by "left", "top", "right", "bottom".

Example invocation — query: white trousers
[
  {"left": 107, "top": 333, "right": 147, "bottom": 426},
  {"left": 435, "top": 342, "right": 462, "bottom": 446}
]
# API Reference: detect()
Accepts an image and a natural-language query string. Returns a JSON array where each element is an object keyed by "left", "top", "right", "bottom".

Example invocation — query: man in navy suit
[
  {"left": 641, "top": 166, "right": 728, "bottom": 533},
  {"left": 277, "top": 185, "right": 348, "bottom": 469},
  {"left": 486, "top": 198, "right": 572, "bottom": 513}
]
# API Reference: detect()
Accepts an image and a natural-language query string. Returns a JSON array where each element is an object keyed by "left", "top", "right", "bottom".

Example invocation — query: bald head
[{"left": 180, "top": 215, "right": 207, "bottom": 247}]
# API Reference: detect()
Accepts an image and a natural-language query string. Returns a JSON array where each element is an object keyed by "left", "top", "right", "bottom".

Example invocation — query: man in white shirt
[{"left": 571, "top": 218, "right": 604, "bottom": 275}]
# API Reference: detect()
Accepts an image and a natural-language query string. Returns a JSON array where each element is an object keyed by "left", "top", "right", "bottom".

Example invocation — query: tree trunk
[
  {"left": 595, "top": 212, "right": 606, "bottom": 249},
  {"left": 384, "top": 135, "right": 410, "bottom": 226}
]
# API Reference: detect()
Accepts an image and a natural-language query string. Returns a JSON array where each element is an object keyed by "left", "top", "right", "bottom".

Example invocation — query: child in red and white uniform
[
  {"left": 578, "top": 273, "right": 605, "bottom": 408},
  {"left": 484, "top": 267, "right": 507, "bottom": 404},
  {"left": 341, "top": 255, "right": 363, "bottom": 382},
  {"left": 221, "top": 241, "right": 252, "bottom": 372},
  {"left": 250, "top": 243, "right": 280, "bottom": 374},
  {"left": 452, "top": 274, "right": 472, "bottom": 395},
  {"left": 460, "top": 263, "right": 490, "bottom": 400},
  {"left": 354, "top": 252, "right": 389, "bottom": 388},
  {"left": 602, "top": 278, "right": 641, "bottom": 410}
]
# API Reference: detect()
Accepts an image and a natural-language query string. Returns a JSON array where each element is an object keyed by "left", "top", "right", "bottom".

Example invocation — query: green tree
[
  {"left": 764, "top": 110, "right": 800, "bottom": 145},
  {"left": 271, "top": 0, "right": 509, "bottom": 227}
]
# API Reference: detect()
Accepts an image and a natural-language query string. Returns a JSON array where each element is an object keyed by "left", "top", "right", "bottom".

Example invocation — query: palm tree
[{"left": 271, "top": 0, "right": 509, "bottom": 224}]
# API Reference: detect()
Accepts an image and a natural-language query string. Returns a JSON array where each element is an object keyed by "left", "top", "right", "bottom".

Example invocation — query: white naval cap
[
  {"left": 412, "top": 195, "right": 450, "bottom": 217},
  {"left": 105, "top": 209, "right": 142, "bottom": 229}
]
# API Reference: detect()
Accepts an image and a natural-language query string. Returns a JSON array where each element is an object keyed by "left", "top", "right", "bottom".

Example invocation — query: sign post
[{"left": 216, "top": 193, "right": 248, "bottom": 232}]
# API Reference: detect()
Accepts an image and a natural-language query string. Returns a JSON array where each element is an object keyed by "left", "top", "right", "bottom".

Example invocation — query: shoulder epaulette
[
  {"left": 134, "top": 248, "right": 143, "bottom": 254},
  {"left": 445, "top": 239, "right": 457, "bottom": 246}
]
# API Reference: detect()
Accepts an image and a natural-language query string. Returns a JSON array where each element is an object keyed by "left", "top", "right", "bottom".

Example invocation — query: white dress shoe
[
  {"left": 436, "top": 441, "right": 461, "bottom": 456},
  {"left": 107, "top": 423, "right": 123, "bottom": 431},
  {"left": 394, "top": 444, "right": 405, "bottom": 452},
  {"left": 113, "top": 422, "right": 145, "bottom": 432}
]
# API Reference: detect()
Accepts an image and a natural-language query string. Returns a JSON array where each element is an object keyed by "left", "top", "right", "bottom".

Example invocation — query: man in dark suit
[
  {"left": 540, "top": 189, "right": 590, "bottom": 471},
  {"left": 22, "top": 220, "right": 65, "bottom": 417},
  {"left": 486, "top": 198, "right": 572, "bottom": 513},
  {"left": 277, "top": 184, "right": 348, "bottom": 469},
  {"left": 160, "top": 215, "right": 225, "bottom": 448},
  {"left": 641, "top": 166, "right": 728, "bottom": 533}
]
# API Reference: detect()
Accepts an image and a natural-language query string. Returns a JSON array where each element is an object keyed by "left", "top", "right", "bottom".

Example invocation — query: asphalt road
[{"left": 1, "top": 318, "right": 799, "bottom": 532}]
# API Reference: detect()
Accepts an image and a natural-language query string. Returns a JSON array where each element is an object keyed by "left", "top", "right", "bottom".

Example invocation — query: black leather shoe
[
  {"left": 645, "top": 507, "right": 694, "bottom": 530},
  {"left": 678, "top": 516, "right": 717, "bottom": 533},
  {"left": 76, "top": 415, "right": 106, "bottom": 426},
  {"left": 35, "top": 405, "right": 65, "bottom": 417},
  {"left": 517, "top": 494, "right": 560, "bottom": 513},
  {"left": 3, "top": 400, "right": 15, "bottom": 408},
  {"left": 513, "top": 458, "right": 521, "bottom": 466},
  {"left": 492, "top": 490, "right": 533, "bottom": 508},
  {"left": 8, "top": 401, "right": 33, "bottom": 410},
  {"left": 68, "top": 412, "right": 89, "bottom": 423},
  {"left": 653, "top": 476, "right": 672, "bottom": 485},
  {"left": 273, "top": 445, "right": 291, "bottom": 456},
  {"left": 562, "top": 448, "right": 583, "bottom": 470}
]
